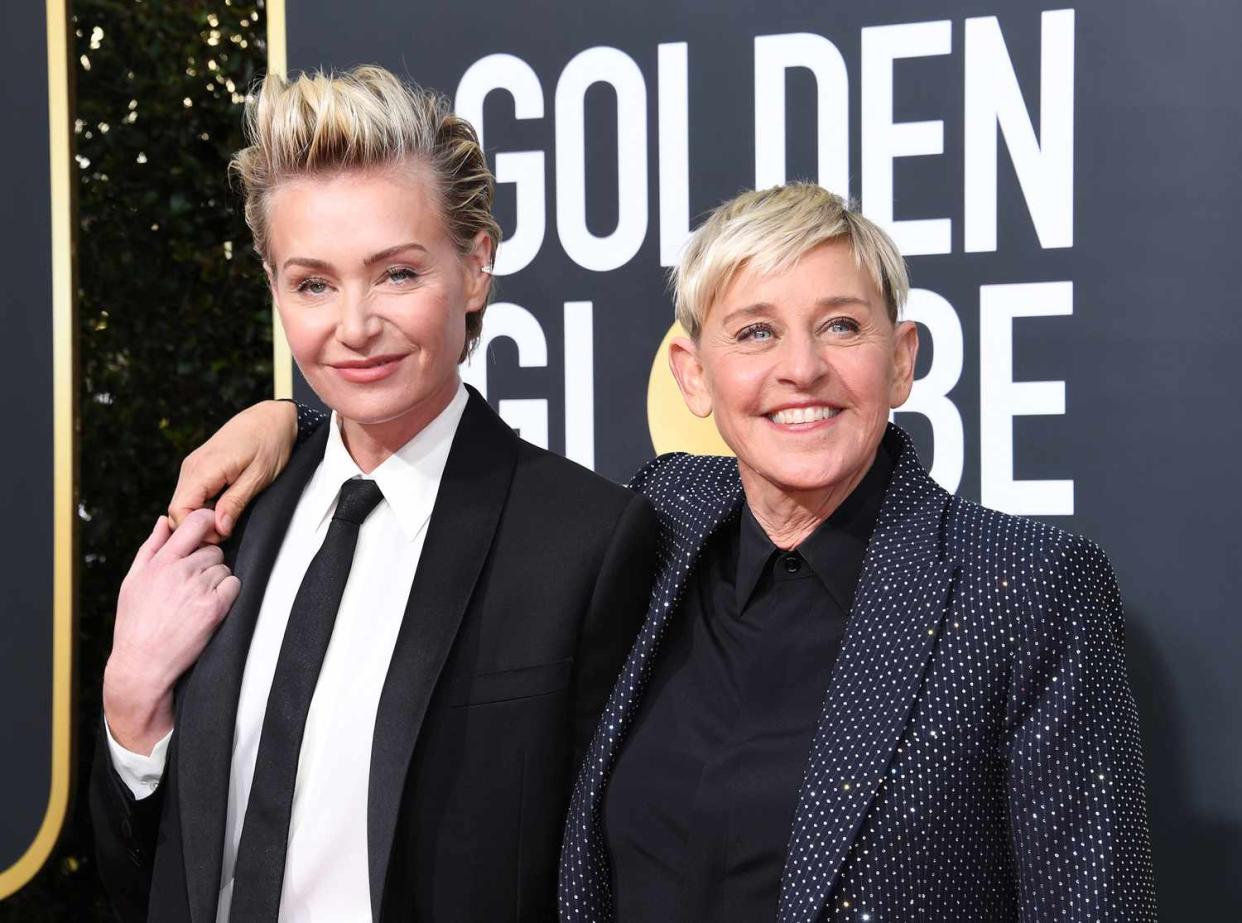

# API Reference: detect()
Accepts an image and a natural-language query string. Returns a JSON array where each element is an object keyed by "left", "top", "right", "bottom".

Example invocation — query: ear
[
  {"left": 462, "top": 231, "right": 495, "bottom": 314},
  {"left": 668, "top": 335, "right": 713, "bottom": 419},
  {"left": 888, "top": 320, "right": 919, "bottom": 408}
]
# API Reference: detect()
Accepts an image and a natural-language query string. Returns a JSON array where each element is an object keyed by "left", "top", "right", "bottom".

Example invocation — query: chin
[
  {"left": 337, "top": 398, "right": 420, "bottom": 427},
  {"left": 772, "top": 468, "right": 848, "bottom": 495},
  {"left": 307, "top": 380, "right": 409, "bottom": 426},
  {"left": 753, "top": 442, "right": 870, "bottom": 494}
]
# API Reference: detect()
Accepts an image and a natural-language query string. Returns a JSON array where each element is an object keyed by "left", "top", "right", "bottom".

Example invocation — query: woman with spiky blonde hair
[{"left": 91, "top": 65, "right": 657, "bottom": 923}]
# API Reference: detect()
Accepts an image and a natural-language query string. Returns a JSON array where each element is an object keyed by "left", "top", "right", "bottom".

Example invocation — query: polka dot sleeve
[
  {"left": 277, "top": 398, "right": 328, "bottom": 449},
  {"left": 1005, "top": 535, "right": 1157, "bottom": 921}
]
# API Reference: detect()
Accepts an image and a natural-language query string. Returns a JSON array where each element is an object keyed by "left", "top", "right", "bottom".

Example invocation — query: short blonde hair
[
  {"left": 673, "top": 183, "right": 909, "bottom": 338},
  {"left": 231, "top": 65, "right": 500, "bottom": 358}
]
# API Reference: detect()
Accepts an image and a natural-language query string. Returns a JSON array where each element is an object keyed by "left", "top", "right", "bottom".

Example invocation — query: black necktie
[{"left": 229, "top": 477, "right": 385, "bottom": 921}]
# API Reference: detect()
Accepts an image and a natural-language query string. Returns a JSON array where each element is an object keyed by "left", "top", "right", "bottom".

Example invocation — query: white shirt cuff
[{"left": 103, "top": 713, "right": 171, "bottom": 800}]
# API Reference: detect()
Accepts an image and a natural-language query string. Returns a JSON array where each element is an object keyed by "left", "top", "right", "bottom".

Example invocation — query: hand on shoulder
[{"left": 167, "top": 399, "right": 299, "bottom": 540}]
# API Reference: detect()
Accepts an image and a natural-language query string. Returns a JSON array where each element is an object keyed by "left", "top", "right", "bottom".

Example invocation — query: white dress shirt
[{"left": 107, "top": 383, "right": 468, "bottom": 922}]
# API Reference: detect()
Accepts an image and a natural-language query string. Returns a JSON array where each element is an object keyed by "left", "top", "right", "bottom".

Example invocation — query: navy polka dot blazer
[{"left": 559, "top": 424, "right": 1156, "bottom": 922}]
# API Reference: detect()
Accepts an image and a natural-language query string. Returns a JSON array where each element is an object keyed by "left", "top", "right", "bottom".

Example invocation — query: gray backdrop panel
[
  {"left": 0, "top": 0, "right": 56, "bottom": 871},
  {"left": 284, "top": 0, "right": 1239, "bottom": 915}
]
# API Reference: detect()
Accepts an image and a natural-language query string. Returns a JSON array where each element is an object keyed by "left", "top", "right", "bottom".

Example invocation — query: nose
[
  {"left": 336, "top": 289, "right": 383, "bottom": 350},
  {"left": 775, "top": 329, "right": 829, "bottom": 389}
]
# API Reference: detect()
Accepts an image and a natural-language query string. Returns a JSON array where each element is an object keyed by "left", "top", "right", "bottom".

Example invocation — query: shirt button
[{"left": 783, "top": 553, "right": 802, "bottom": 574}]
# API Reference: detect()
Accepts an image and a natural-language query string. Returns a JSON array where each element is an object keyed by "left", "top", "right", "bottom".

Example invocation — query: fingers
[
  {"left": 168, "top": 467, "right": 226, "bottom": 532},
  {"left": 128, "top": 517, "right": 172, "bottom": 576},
  {"left": 169, "top": 401, "right": 298, "bottom": 533},
  {"left": 200, "top": 562, "right": 234, "bottom": 591},
  {"left": 214, "top": 466, "right": 266, "bottom": 538},
  {"left": 157, "top": 508, "right": 218, "bottom": 561},
  {"left": 214, "top": 574, "right": 242, "bottom": 609},
  {"left": 168, "top": 444, "right": 245, "bottom": 530},
  {"left": 183, "top": 543, "right": 225, "bottom": 572}
]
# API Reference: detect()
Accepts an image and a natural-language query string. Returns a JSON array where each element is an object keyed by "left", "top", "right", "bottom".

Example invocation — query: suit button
[
  {"left": 128, "top": 847, "right": 144, "bottom": 867},
  {"left": 783, "top": 554, "right": 802, "bottom": 574}
]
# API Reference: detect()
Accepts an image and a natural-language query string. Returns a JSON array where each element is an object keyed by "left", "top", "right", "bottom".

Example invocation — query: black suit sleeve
[
  {"left": 89, "top": 716, "right": 168, "bottom": 923},
  {"left": 91, "top": 518, "right": 246, "bottom": 923},
  {"left": 1005, "top": 535, "right": 1157, "bottom": 920},
  {"left": 568, "top": 492, "right": 658, "bottom": 773}
]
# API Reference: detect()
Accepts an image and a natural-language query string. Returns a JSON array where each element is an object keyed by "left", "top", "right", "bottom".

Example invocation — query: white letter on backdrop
[
  {"left": 563, "top": 301, "right": 595, "bottom": 469},
  {"left": 555, "top": 47, "right": 648, "bottom": 272},
  {"left": 753, "top": 33, "right": 849, "bottom": 195},
  {"left": 979, "top": 281, "right": 1074, "bottom": 515},
  {"left": 897, "top": 288, "right": 964, "bottom": 492},
  {"left": 860, "top": 21, "right": 952, "bottom": 256},
  {"left": 460, "top": 302, "right": 550, "bottom": 447},
  {"left": 456, "top": 54, "right": 546, "bottom": 275},
  {"left": 964, "top": 10, "right": 1074, "bottom": 252},
  {"left": 658, "top": 42, "right": 690, "bottom": 267}
]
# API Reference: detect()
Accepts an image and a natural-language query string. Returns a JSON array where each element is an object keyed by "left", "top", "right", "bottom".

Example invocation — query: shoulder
[
  {"left": 626, "top": 452, "right": 740, "bottom": 496},
  {"left": 510, "top": 438, "right": 647, "bottom": 525},
  {"left": 943, "top": 494, "right": 1105, "bottom": 571},
  {"left": 944, "top": 496, "right": 1121, "bottom": 635}
]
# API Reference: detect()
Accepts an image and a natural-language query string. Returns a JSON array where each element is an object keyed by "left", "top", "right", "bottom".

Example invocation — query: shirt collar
[
  {"left": 303, "top": 382, "right": 469, "bottom": 542},
  {"left": 735, "top": 439, "right": 895, "bottom": 614}
]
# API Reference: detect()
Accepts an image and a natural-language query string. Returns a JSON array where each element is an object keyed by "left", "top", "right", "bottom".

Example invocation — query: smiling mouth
[
  {"left": 766, "top": 406, "right": 842, "bottom": 425},
  {"left": 330, "top": 354, "right": 407, "bottom": 383},
  {"left": 332, "top": 354, "right": 404, "bottom": 370}
]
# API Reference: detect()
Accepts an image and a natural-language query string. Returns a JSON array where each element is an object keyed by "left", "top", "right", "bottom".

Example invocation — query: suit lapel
[
  {"left": 366, "top": 388, "right": 518, "bottom": 920},
  {"left": 560, "top": 452, "right": 743, "bottom": 919},
  {"left": 590, "top": 456, "right": 742, "bottom": 802},
  {"left": 176, "top": 423, "right": 331, "bottom": 923},
  {"left": 777, "top": 429, "right": 957, "bottom": 923}
]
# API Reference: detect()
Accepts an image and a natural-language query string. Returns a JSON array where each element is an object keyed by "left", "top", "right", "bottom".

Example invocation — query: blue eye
[
  {"left": 825, "top": 317, "right": 860, "bottom": 335},
  {"left": 386, "top": 266, "right": 418, "bottom": 284},
  {"left": 296, "top": 277, "right": 329, "bottom": 295},
  {"left": 737, "top": 323, "right": 774, "bottom": 342}
]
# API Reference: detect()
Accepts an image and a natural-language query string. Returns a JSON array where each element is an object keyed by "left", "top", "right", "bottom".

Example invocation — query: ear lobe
[
  {"left": 668, "top": 336, "right": 713, "bottom": 419},
  {"left": 889, "top": 320, "right": 919, "bottom": 408}
]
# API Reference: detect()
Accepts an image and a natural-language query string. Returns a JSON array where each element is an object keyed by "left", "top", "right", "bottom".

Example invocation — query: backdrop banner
[
  {"left": 282, "top": 1, "right": 1242, "bottom": 914},
  {"left": 0, "top": 0, "right": 73, "bottom": 901}
]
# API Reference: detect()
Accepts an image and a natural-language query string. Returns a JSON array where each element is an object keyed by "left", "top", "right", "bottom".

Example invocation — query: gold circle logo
[{"left": 646, "top": 322, "right": 734, "bottom": 457}]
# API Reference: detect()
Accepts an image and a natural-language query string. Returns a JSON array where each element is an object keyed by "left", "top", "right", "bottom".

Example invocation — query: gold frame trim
[
  {"left": 267, "top": 0, "right": 293, "bottom": 399},
  {"left": 0, "top": 0, "right": 76, "bottom": 897}
]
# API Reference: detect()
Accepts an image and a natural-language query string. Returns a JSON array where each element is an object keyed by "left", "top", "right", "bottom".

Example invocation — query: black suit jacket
[
  {"left": 92, "top": 388, "right": 657, "bottom": 922},
  {"left": 560, "top": 425, "right": 1156, "bottom": 922}
]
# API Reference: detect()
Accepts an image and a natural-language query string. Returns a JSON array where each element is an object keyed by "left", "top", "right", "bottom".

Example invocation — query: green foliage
[{"left": 2, "top": 1, "right": 271, "bottom": 917}]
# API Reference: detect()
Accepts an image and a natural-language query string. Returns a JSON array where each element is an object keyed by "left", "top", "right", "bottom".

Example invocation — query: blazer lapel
[
  {"left": 176, "top": 423, "right": 331, "bottom": 923},
  {"left": 777, "top": 428, "right": 957, "bottom": 923},
  {"left": 560, "top": 452, "right": 743, "bottom": 920},
  {"left": 366, "top": 388, "right": 518, "bottom": 920}
]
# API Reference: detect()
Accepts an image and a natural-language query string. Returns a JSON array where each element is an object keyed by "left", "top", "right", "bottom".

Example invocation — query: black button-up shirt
[{"left": 604, "top": 446, "right": 894, "bottom": 922}]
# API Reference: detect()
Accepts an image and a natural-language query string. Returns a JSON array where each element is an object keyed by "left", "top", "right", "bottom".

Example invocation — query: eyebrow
[
  {"left": 281, "top": 242, "right": 428, "bottom": 273},
  {"left": 363, "top": 242, "right": 428, "bottom": 267},
  {"left": 719, "top": 295, "right": 870, "bottom": 327}
]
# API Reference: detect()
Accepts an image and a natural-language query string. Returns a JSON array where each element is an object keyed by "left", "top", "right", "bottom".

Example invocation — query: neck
[
  {"left": 338, "top": 376, "right": 460, "bottom": 474},
  {"left": 740, "top": 452, "right": 875, "bottom": 550}
]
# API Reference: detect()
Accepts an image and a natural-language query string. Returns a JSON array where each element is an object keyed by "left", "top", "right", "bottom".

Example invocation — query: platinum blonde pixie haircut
[
  {"left": 231, "top": 65, "right": 501, "bottom": 359},
  {"left": 673, "top": 182, "right": 909, "bottom": 339}
]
